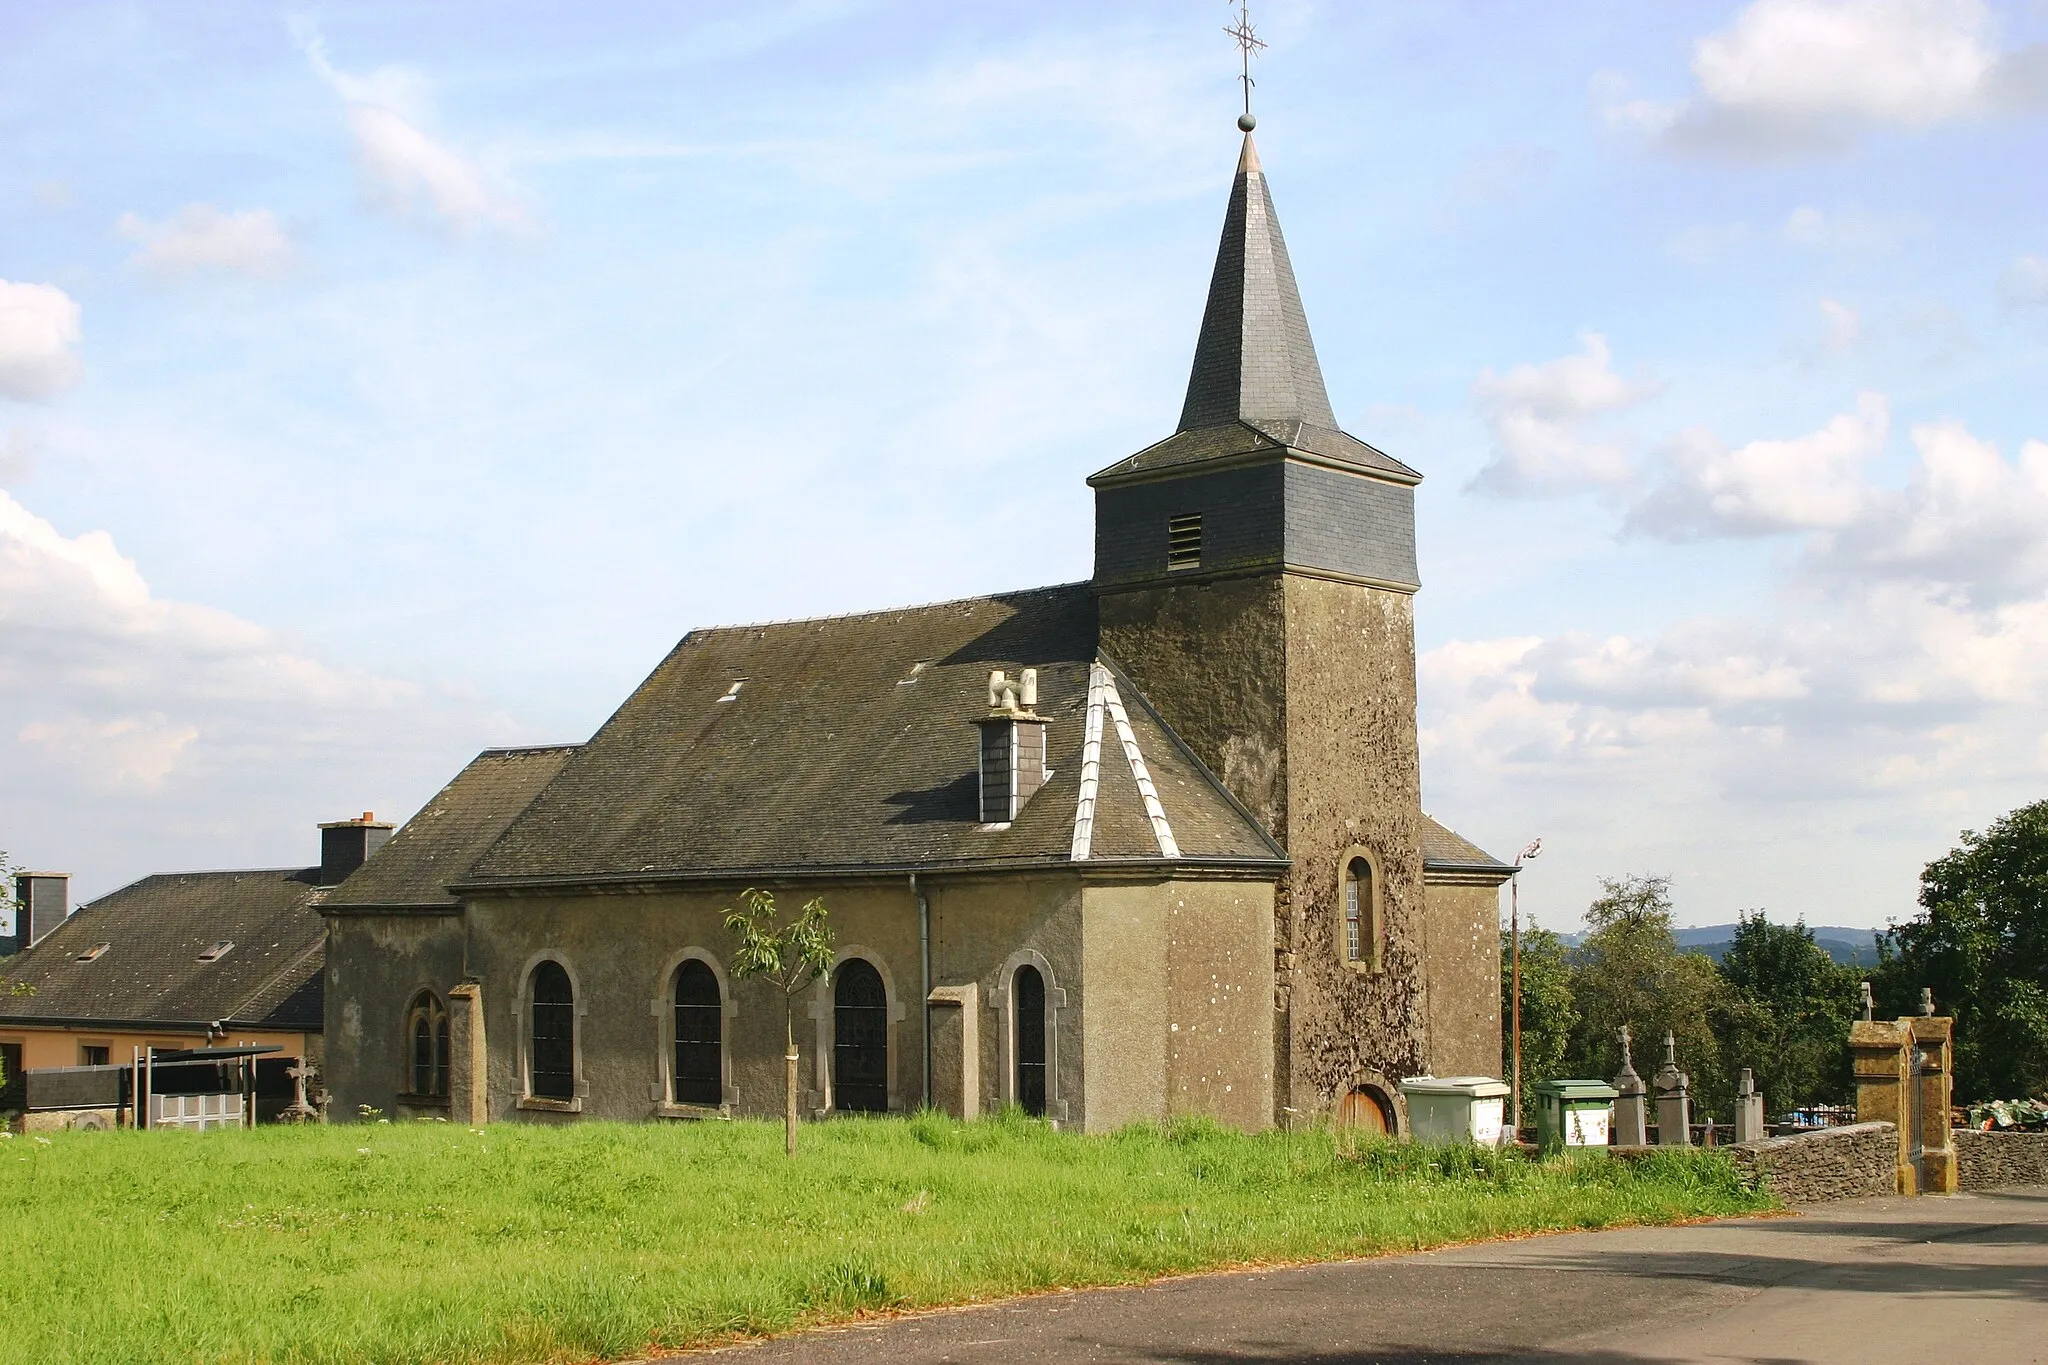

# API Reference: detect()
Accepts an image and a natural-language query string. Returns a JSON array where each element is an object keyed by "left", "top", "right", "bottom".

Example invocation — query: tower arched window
[
  {"left": 529, "top": 960, "right": 576, "bottom": 1100},
  {"left": 832, "top": 959, "right": 889, "bottom": 1113},
  {"left": 1013, "top": 964, "right": 1047, "bottom": 1117},
  {"left": 1343, "top": 855, "right": 1377, "bottom": 968},
  {"left": 405, "top": 991, "right": 449, "bottom": 1098},
  {"left": 672, "top": 959, "right": 723, "bottom": 1106}
]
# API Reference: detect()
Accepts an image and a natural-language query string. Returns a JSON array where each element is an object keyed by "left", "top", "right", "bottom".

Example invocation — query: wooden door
[{"left": 1337, "top": 1085, "right": 1390, "bottom": 1134}]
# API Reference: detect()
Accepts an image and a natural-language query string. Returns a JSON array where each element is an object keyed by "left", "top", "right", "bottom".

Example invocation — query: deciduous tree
[
  {"left": 724, "top": 888, "right": 835, "bottom": 1156},
  {"left": 1877, "top": 801, "right": 2048, "bottom": 1102}
]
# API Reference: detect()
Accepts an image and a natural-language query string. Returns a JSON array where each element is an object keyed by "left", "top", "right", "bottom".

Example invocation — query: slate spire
[{"left": 1177, "top": 133, "right": 1338, "bottom": 433}]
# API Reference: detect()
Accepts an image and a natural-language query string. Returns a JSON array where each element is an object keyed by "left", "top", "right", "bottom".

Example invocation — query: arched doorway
[
  {"left": 1337, "top": 1084, "right": 1391, "bottom": 1135},
  {"left": 1014, "top": 964, "right": 1046, "bottom": 1117},
  {"left": 833, "top": 958, "right": 889, "bottom": 1113}
]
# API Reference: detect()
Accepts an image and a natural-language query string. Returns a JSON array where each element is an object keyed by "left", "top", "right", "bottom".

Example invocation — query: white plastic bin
[{"left": 1398, "top": 1075, "right": 1511, "bottom": 1146}]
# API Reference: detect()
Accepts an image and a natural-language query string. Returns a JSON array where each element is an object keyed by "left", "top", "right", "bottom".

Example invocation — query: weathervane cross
[{"left": 1224, "top": 0, "right": 1266, "bottom": 128}]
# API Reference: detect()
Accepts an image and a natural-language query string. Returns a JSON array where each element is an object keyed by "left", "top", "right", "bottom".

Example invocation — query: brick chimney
[
  {"left": 6, "top": 872, "right": 69, "bottom": 953},
  {"left": 975, "top": 669, "right": 1050, "bottom": 825},
  {"left": 318, "top": 812, "right": 395, "bottom": 886}
]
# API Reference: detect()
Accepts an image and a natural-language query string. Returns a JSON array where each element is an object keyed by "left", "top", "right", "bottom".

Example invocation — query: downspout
[{"left": 911, "top": 872, "right": 931, "bottom": 1108}]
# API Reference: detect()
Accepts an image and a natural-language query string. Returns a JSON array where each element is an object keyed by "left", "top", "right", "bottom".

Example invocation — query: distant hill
[{"left": 1550, "top": 924, "right": 1886, "bottom": 967}]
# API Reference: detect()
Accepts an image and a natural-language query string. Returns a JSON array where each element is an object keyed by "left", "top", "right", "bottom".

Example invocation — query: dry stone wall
[
  {"left": 1728, "top": 1122, "right": 1898, "bottom": 1204},
  {"left": 1954, "top": 1129, "right": 2048, "bottom": 1190}
]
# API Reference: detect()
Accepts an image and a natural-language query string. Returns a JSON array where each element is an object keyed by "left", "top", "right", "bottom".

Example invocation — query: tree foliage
[
  {"left": 1500, "top": 921, "right": 1576, "bottom": 1127},
  {"left": 1717, "top": 912, "right": 1857, "bottom": 1110},
  {"left": 1562, "top": 876, "right": 1732, "bottom": 1115},
  {"left": 1876, "top": 800, "right": 2048, "bottom": 1101}
]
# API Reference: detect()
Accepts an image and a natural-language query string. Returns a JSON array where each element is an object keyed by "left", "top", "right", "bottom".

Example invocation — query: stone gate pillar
[
  {"left": 1851, "top": 1017, "right": 1913, "bottom": 1194},
  {"left": 1910, "top": 1014, "right": 1956, "bottom": 1195},
  {"left": 447, "top": 980, "right": 490, "bottom": 1128}
]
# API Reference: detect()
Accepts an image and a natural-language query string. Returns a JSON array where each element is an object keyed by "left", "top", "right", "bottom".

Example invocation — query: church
[{"left": 321, "top": 125, "right": 1513, "bottom": 1135}]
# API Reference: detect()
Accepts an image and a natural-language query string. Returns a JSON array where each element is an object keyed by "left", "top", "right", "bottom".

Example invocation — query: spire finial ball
[{"left": 1237, "top": 112, "right": 1257, "bottom": 132}]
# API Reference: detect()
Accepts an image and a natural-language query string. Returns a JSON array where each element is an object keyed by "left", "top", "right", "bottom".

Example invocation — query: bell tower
[{"left": 1091, "top": 131, "right": 1427, "bottom": 1122}]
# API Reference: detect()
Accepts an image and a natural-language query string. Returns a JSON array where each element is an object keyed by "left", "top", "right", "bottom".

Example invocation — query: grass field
[{"left": 0, "top": 1112, "right": 1771, "bottom": 1365}]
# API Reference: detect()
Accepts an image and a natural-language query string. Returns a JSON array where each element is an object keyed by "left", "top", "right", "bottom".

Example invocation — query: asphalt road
[{"left": 696, "top": 1188, "right": 2048, "bottom": 1364}]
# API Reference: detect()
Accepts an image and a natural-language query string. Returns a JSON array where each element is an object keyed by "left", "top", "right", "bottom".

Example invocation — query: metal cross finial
[{"left": 1224, "top": 0, "right": 1266, "bottom": 130}]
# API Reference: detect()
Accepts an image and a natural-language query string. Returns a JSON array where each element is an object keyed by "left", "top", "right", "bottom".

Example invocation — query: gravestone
[
  {"left": 1612, "top": 1024, "right": 1649, "bottom": 1146},
  {"left": 1734, "top": 1067, "right": 1765, "bottom": 1144},
  {"left": 1652, "top": 1030, "right": 1691, "bottom": 1147}
]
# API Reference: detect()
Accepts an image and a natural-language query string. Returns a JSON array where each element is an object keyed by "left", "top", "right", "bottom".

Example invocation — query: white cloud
[
  {"left": 300, "top": 31, "right": 528, "bottom": 235},
  {"left": 1629, "top": 393, "right": 1888, "bottom": 539},
  {"left": 1819, "top": 297, "right": 1861, "bottom": 353},
  {"left": 1607, "top": 0, "right": 2048, "bottom": 158},
  {"left": 1469, "top": 334, "right": 1653, "bottom": 495},
  {"left": 1668, "top": 221, "right": 1753, "bottom": 265},
  {"left": 1816, "top": 420, "right": 2048, "bottom": 601},
  {"left": 0, "top": 281, "right": 82, "bottom": 401},
  {"left": 2000, "top": 254, "right": 2048, "bottom": 309},
  {"left": 0, "top": 488, "right": 518, "bottom": 876},
  {"left": 115, "top": 204, "right": 296, "bottom": 280},
  {"left": 1781, "top": 206, "right": 1922, "bottom": 254}
]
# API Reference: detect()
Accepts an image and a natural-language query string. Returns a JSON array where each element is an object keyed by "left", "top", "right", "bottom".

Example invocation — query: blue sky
[{"left": 5, "top": 0, "right": 2047, "bottom": 931}]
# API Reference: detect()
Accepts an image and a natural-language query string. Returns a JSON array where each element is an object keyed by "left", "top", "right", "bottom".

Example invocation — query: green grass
[{"left": 0, "top": 1113, "right": 1771, "bottom": 1365}]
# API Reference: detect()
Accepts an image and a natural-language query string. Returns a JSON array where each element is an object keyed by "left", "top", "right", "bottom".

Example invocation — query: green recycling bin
[{"left": 1534, "top": 1079, "right": 1619, "bottom": 1152}]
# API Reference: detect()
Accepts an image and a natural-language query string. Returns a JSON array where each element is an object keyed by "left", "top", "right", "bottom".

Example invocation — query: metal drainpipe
[{"left": 912, "top": 872, "right": 931, "bottom": 1109}]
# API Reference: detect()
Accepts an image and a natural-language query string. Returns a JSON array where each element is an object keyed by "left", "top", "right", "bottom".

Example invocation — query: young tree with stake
[{"left": 724, "top": 888, "right": 835, "bottom": 1157}]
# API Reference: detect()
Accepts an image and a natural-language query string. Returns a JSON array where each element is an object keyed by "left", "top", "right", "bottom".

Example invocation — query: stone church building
[{"left": 322, "top": 131, "right": 1512, "bottom": 1134}]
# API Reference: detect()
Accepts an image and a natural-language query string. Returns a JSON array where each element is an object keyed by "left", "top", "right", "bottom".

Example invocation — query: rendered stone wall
[
  {"left": 322, "top": 912, "right": 466, "bottom": 1120},
  {"left": 1954, "top": 1129, "right": 2048, "bottom": 1190},
  {"left": 1420, "top": 878, "right": 1502, "bottom": 1079},
  {"left": 1098, "top": 570, "right": 1438, "bottom": 1124},
  {"left": 1281, "top": 574, "right": 1427, "bottom": 1114},
  {"left": 1728, "top": 1122, "right": 1899, "bottom": 1204}
]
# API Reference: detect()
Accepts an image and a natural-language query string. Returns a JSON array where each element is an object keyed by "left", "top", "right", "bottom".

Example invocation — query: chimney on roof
[
  {"left": 6, "top": 872, "right": 70, "bottom": 953},
  {"left": 975, "top": 669, "right": 1050, "bottom": 825},
  {"left": 318, "top": 812, "right": 395, "bottom": 887}
]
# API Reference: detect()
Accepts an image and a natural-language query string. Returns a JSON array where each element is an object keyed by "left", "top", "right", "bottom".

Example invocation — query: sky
[{"left": 4, "top": 0, "right": 2047, "bottom": 933}]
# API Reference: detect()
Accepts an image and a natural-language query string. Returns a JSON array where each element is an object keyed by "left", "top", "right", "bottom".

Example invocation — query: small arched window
[
  {"left": 1344, "top": 857, "right": 1373, "bottom": 965},
  {"left": 672, "top": 959, "right": 722, "bottom": 1106},
  {"left": 833, "top": 959, "right": 889, "bottom": 1113},
  {"left": 529, "top": 961, "right": 575, "bottom": 1100},
  {"left": 1014, "top": 964, "right": 1047, "bottom": 1117},
  {"left": 405, "top": 991, "right": 449, "bottom": 1098}
]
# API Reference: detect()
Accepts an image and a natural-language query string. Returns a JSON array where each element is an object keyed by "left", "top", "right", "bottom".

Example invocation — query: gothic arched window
[
  {"left": 529, "top": 961, "right": 575, "bottom": 1100},
  {"left": 405, "top": 991, "right": 449, "bottom": 1098},
  {"left": 832, "top": 959, "right": 888, "bottom": 1113},
  {"left": 1013, "top": 964, "right": 1047, "bottom": 1117},
  {"left": 672, "top": 959, "right": 723, "bottom": 1106}
]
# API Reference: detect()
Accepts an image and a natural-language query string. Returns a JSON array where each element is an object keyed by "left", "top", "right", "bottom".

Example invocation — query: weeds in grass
[{"left": 0, "top": 1115, "right": 1770, "bottom": 1365}]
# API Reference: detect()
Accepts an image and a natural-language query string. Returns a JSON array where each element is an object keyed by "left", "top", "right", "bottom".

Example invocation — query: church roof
[
  {"left": 461, "top": 584, "right": 1286, "bottom": 889},
  {"left": 0, "top": 869, "right": 326, "bottom": 1032},
  {"left": 1420, "top": 816, "right": 1513, "bottom": 880},
  {"left": 1090, "top": 133, "right": 1419, "bottom": 489},
  {"left": 322, "top": 744, "right": 579, "bottom": 910}
]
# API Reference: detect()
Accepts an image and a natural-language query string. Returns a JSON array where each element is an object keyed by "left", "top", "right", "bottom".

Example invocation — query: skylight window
[
  {"left": 716, "top": 680, "right": 746, "bottom": 703},
  {"left": 76, "top": 943, "right": 109, "bottom": 963},
  {"left": 197, "top": 940, "right": 234, "bottom": 963}
]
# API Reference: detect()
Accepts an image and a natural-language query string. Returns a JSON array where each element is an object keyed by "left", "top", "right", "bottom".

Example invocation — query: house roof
[
  {"left": 463, "top": 584, "right": 1286, "bottom": 889},
  {"left": 0, "top": 869, "right": 326, "bottom": 1032},
  {"left": 324, "top": 744, "right": 579, "bottom": 909}
]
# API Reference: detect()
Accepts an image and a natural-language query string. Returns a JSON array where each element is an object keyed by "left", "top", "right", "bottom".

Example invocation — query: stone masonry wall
[
  {"left": 1954, "top": 1129, "right": 2048, "bottom": 1190},
  {"left": 1728, "top": 1122, "right": 1898, "bottom": 1204}
]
